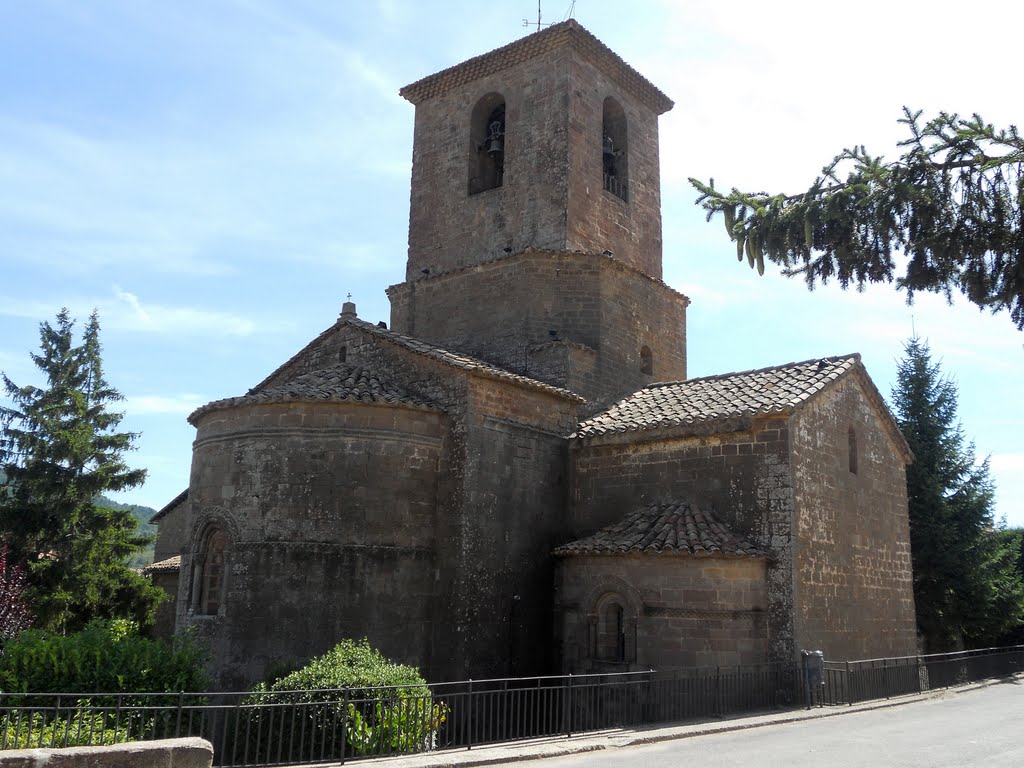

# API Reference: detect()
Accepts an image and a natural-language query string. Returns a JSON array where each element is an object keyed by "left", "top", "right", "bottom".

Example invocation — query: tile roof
[
  {"left": 341, "top": 317, "right": 586, "bottom": 403},
  {"left": 554, "top": 502, "right": 765, "bottom": 558},
  {"left": 142, "top": 555, "right": 181, "bottom": 574},
  {"left": 189, "top": 363, "right": 438, "bottom": 424},
  {"left": 574, "top": 354, "right": 861, "bottom": 439},
  {"left": 400, "top": 20, "right": 673, "bottom": 115}
]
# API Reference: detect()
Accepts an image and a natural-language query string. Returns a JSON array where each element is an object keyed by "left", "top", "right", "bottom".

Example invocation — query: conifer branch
[{"left": 689, "top": 107, "right": 1024, "bottom": 329}]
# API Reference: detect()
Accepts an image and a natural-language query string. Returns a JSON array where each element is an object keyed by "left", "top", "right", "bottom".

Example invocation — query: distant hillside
[
  {"left": 97, "top": 496, "right": 158, "bottom": 567},
  {"left": 0, "top": 469, "right": 157, "bottom": 567}
]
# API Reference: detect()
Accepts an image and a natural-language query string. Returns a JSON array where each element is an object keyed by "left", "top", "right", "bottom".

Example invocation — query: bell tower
[{"left": 388, "top": 21, "right": 688, "bottom": 409}]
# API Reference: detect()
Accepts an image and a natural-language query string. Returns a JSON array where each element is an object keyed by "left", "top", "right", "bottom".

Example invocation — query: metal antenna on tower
[{"left": 523, "top": 1, "right": 575, "bottom": 32}]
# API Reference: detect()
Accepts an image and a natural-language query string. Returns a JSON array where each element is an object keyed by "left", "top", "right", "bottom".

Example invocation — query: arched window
[
  {"left": 602, "top": 97, "right": 628, "bottom": 201},
  {"left": 848, "top": 426, "right": 858, "bottom": 475},
  {"left": 469, "top": 93, "right": 506, "bottom": 194},
  {"left": 191, "top": 526, "right": 229, "bottom": 616},
  {"left": 597, "top": 597, "right": 627, "bottom": 662},
  {"left": 640, "top": 345, "right": 653, "bottom": 375}
]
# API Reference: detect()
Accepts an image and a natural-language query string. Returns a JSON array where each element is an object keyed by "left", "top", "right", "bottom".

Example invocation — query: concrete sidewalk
[{"left": 352, "top": 677, "right": 1013, "bottom": 768}]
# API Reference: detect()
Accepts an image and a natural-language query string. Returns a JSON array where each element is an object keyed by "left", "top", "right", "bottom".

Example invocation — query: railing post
[
  {"left": 565, "top": 674, "right": 573, "bottom": 738},
  {"left": 466, "top": 679, "right": 473, "bottom": 751},
  {"left": 340, "top": 688, "right": 348, "bottom": 765},
  {"left": 174, "top": 690, "right": 184, "bottom": 737},
  {"left": 715, "top": 666, "right": 721, "bottom": 717},
  {"left": 846, "top": 661, "right": 852, "bottom": 706}
]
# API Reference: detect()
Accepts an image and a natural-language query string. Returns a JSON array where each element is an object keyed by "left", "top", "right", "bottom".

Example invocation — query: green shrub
[
  {"left": 0, "top": 619, "right": 208, "bottom": 696},
  {"left": 0, "top": 621, "right": 210, "bottom": 752},
  {"left": 235, "top": 639, "right": 445, "bottom": 762}
]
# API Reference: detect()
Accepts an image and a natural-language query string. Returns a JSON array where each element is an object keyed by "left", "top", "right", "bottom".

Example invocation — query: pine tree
[
  {"left": 892, "top": 337, "right": 1024, "bottom": 650},
  {"left": 0, "top": 309, "right": 162, "bottom": 632},
  {"left": 691, "top": 108, "right": 1024, "bottom": 329}
]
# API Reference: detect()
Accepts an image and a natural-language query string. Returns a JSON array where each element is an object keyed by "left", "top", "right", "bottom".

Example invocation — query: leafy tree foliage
[
  {"left": 0, "top": 309, "right": 162, "bottom": 632},
  {"left": 0, "top": 544, "right": 32, "bottom": 642},
  {"left": 892, "top": 338, "right": 1024, "bottom": 650},
  {"left": 690, "top": 108, "right": 1024, "bottom": 329}
]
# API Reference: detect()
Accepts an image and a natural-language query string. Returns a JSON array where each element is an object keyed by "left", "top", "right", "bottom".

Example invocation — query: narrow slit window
[
  {"left": 848, "top": 426, "right": 858, "bottom": 475},
  {"left": 597, "top": 596, "right": 627, "bottom": 662}
]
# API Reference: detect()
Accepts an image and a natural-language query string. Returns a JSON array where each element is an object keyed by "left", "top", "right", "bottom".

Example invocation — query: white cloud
[
  {"left": 0, "top": 289, "right": 257, "bottom": 337},
  {"left": 109, "top": 287, "right": 256, "bottom": 336}
]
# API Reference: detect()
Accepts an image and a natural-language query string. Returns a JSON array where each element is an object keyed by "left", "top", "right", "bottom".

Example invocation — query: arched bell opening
[
  {"left": 469, "top": 92, "right": 506, "bottom": 194},
  {"left": 602, "top": 96, "right": 628, "bottom": 201}
]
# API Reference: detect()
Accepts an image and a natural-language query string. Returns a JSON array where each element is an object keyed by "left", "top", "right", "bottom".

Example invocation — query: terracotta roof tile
[
  {"left": 554, "top": 502, "right": 765, "bottom": 558},
  {"left": 142, "top": 555, "right": 181, "bottom": 574},
  {"left": 574, "top": 354, "right": 861, "bottom": 438},
  {"left": 189, "top": 363, "right": 437, "bottom": 423},
  {"left": 400, "top": 20, "right": 673, "bottom": 115}
]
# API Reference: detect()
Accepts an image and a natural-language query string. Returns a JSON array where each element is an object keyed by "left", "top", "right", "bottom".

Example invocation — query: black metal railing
[
  {"left": 816, "top": 644, "right": 1024, "bottom": 706},
  {"left": 2, "top": 646, "right": 1021, "bottom": 765}
]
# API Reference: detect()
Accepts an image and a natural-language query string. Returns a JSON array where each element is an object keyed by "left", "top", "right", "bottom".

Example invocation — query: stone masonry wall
[
  {"left": 182, "top": 398, "right": 444, "bottom": 688},
  {"left": 153, "top": 499, "right": 187, "bottom": 562},
  {"left": 555, "top": 555, "right": 767, "bottom": 672},
  {"left": 406, "top": 45, "right": 572, "bottom": 280},
  {"left": 404, "top": 42, "right": 665, "bottom": 281},
  {"left": 564, "top": 49, "right": 664, "bottom": 277},
  {"left": 181, "top": 319, "right": 580, "bottom": 684},
  {"left": 790, "top": 376, "right": 917, "bottom": 660},
  {"left": 570, "top": 419, "right": 797, "bottom": 662},
  {"left": 388, "top": 250, "right": 686, "bottom": 411},
  {"left": 319, "top": 321, "right": 580, "bottom": 678}
]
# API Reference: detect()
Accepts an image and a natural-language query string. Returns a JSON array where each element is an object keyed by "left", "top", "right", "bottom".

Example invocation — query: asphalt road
[{"left": 509, "top": 678, "right": 1024, "bottom": 768}]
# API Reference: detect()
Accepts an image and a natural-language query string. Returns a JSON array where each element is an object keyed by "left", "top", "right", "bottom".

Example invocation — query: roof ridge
[
  {"left": 641, "top": 353, "right": 861, "bottom": 391},
  {"left": 573, "top": 353, "right": 866, "bottom": 440}
]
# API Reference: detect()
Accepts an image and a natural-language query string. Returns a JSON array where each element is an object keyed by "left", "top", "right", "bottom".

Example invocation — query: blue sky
[{"left": 1, "top": 0, "right": 1022, "bottom": 527}]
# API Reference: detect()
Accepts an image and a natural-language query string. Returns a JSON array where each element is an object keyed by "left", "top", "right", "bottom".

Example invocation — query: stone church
[{"left": 147, "top": 21, "right": 918, "bottom": 688}]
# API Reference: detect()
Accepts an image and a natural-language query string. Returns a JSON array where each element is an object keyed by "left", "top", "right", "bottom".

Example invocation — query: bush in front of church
[{"left": 234, "top": 638, "right": 446, "bottom": 762}]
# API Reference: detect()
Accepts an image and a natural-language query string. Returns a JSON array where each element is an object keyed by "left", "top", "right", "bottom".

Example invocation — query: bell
[
  {"left": 603, "top": 134, "right": 615, "bottom": 159},
  {"left": 486, "top": 135, "right": 504, "bottom": 156}
]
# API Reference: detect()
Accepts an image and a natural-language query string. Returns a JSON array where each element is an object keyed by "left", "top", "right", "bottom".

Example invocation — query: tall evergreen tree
[
  {"left": 892, "top": 337, "right": 1024, "bottom": 650},
  {"left": 0, "top": 309, "right": 162, "bottom": 632}
]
